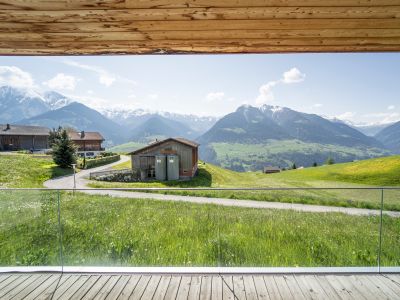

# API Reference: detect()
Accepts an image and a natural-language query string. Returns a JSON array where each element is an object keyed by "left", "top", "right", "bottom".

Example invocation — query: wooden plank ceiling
[{"left": 0, "top": 0, "right": 400, "bottom": 55}]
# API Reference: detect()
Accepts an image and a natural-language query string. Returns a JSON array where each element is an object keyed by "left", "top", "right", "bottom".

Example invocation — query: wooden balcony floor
[{"left": 0, "top": 273, "right": 399, "bottom": 300}]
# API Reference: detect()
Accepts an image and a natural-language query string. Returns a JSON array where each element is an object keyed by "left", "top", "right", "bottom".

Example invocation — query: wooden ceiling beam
[
  {"left": 1, "top": 7, "right": 399, "bottom": 23},
  {"left": 1, "top": 0, "right": 400, "bottom": 10}
]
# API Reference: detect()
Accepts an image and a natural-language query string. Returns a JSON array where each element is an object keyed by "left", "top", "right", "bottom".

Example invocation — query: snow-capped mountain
[{"left": 42, "top": 91, "right": 73, "bottom": 110}]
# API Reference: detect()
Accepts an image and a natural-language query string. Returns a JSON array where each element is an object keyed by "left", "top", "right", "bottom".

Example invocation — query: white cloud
[
  {"left": 312, "top": 103, "right": 323, "bottom": 108},
  {"left": 255, "top": 67, "right": 306, "bottom": 105},
  {"left": 63, "top": 60, "right": 116, "bottom": 87},
  {"left": 282, "top": 67, "right": 306, "bottom": 83},
  {"left": 388, "top": 105, "right": 395, "bottom": 110},
  {"left": 87, "top": 90, "right": 94, "bottom": 94},
  {"left": 128, "top": 94, "right": 136, "bottom": 99},
  {"left": 337, "top": 111, "right": 356, "bottom": 121},
  {"left": 148, "top": 94, "right": 159, "bottom": 99},
  {"left": 255, "top": 81, "right": 278, "bottom": 104},
  {"left": 364, "top": 112, "right": 400, "bottom": 124},
  {"left": 43, "top": 73, "right": 76, "bottom": 90},
  {"left": 99, "top": 73, "right": 115, "bottom": 87},
  {"left": 206, "top": 92, "right": 225, "bottom": 102},
  {"left": 0, "top": 66, "right": 35, "bottom": 88}
]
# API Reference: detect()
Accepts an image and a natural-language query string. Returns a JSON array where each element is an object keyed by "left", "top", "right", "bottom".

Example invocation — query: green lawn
[
  {"left": 0, "top": 192, "right": 398, "bottom": 267},
  {"left": 90, "top": 156, "right": 400, "bottom": 210},
  {"left": 0, "top": 154, "right": 72, "bottom": 188}
]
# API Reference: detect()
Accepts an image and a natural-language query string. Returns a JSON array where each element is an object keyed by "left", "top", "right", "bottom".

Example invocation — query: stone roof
[
  {"left": 0, "top": 124, "right": 50, "bottom": 136},
  {"left": 68, "top": 131, "right": 104, "bottom": 141},
  {"left": 129, "top": 137, "right": 199, "bottom": 155}
]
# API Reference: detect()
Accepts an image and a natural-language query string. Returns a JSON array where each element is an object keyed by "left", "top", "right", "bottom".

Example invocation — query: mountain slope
[
  {"left": 129, "top": 115, "right": 196, "bottom": 142},
  {"left": 18, "top": 102, "right": 126, "bottom": 145},
  {"left": 375, "top": 121, "right": 400, "bottom": 153},
  {"left": 0, "top": 86, "right": 49, "bottom": 123},
  {"left": 198, "top": 104, "right": 389, "bottom": 170}
]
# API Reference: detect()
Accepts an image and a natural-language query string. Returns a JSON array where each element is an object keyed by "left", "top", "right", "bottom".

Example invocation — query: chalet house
[
  {"left": 68, "top": 131, "right": 104, "bottom": 156},
  {"left": 129, "top": 138, "right": 199, "bottom": 181},
  {"left": 263, "top": 166, "right": 281, "bottom": 174},
  {"left": 0, "top": 124, "right": 49, "bottom": 151}
]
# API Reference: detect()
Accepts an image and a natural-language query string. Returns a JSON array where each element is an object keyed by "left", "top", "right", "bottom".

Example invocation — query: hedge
[{"left": 78, "top": 155, "right": 120, "bottom": 169}]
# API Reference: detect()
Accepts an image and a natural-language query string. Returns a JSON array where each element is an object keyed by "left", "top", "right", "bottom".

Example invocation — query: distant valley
[{"left": 1, "top": 85, "right": 398, "bottom": 170}]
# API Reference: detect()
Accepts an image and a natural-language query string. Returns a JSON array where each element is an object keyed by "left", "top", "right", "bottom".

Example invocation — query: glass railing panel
[
  {"left": 380, "top": 188, "right": 400, "bottom": 268},
  {"left": 60, "top": 190, "right": 220, "bottom": 267},
  {"left": 0, "top": 189, "right": 62, "bottom": 270},
  {"left": 218, "top": 188, "right": 382, "bottom": 267}
]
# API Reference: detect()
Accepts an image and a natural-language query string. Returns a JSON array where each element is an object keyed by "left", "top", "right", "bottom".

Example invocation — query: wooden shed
[{"left": 129, "top": 138, "right": 199, "bottom": 180}]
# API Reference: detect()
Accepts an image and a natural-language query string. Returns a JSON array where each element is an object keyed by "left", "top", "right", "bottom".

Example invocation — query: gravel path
[{"left": 44, "top": 156, "right": 400, "bottom": 218}]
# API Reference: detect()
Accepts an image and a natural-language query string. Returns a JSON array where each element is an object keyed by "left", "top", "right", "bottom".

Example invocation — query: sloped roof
[
  {"left": 0, "top": 124, "right": 50, "bottom": 136},
  {"left": 129, "top": 137, "right": 199, "bottom": 155},
  {"left": 68, "top": 131, "right": 104, "bottom": 141}
]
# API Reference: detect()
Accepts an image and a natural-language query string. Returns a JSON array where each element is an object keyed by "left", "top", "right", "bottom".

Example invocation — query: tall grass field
[{"left": 0, "top": 191, "right": 399, "bottom": 267}]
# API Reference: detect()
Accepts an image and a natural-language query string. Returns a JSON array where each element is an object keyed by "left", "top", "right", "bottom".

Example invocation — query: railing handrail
[{"left": 1, "top": 187, "right": 400, "bottom": 191}]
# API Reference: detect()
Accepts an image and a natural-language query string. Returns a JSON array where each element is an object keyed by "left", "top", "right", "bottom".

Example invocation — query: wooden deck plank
[
  {"left": 129, "top": 275, "right": 151, "bottom": 299},
  {"left": 187, "top": 276, "right": 202, "bottom": 299},
  {"left": 283, "top": 275, "right": 307, "bottom": 300},
  {"left": 0, "top": 274, "right": 22, "bottom": 291},
  {"left": 140, "top": 275, "right": 162, "bottom": 300},
  {"left": 93, "top": 275, "right": 121, "bottom": 300},
  {"left": 336, "top": 275, "right": 373, "bottom": 300},
  {"left": 221, "top": 275, "right": 235, "bottom": 300},
  {"left": 263, "top": 275, "right": 282, "bottom": 300},
  {"left": 69, "top": 275, "right": 101, "bottom": 300},
  {"left": 0, "top": 274, "right": 31, "bottom": 298},
  {"left": 199, "top": 276, "right": 212, "bottom": 300},
  {"left": 211, "top": 276, "right": 223, "bottom": 300},
  {"left": 151, "top": 275, "right": 170, "bottom": 299},
  {"left": 0, "top": 274, "right": 11, "bottom": 284},
  {"left": 374, "top": 275, "right": 400, "bottom": 298},
  {"left": 51, "top": 275, "right": 82, "bottom": 299},
  {"left": 176, "top": 276, "right": 192, "bottom": 300},
  {"left": 273, "top": 276, "right": 294, "bottom": 300},
  {"left": 106, "top": 275, "right": 131, "bottom": 300},
  {"left": 232, "top": 276, "right": 247, "bottom": 300},
  {"left": 81, "top": 275, "right": 112, "bottom": 300},
  {"left": 117, "top": 275, "right": 141, "bottom": 300},
  {"left": 253, "top": 275, "right": 270, "bottom": 300},
  {"left": 4, "top": 274, "right": 51, "bottom": 300},
  {"left": 58, "top": 275, "right": 91, "bottom": 299},
  {"left": 2, "top": 273, "right": 400, "bottom": 300},
  {"left": 34, "top": 275, "right": 72, "bottom": 300},
  {"left": 314, "top": 275, "right": 342, "bottom": 300},
  {"left": 323, "top": 275, "right": 353, "bottom": 300},
  {"left": 164, "top": 275, "right": 182, "bottom": 299},
  {"left": 21, "top": 274, "right": 62, "bottom": 299}
]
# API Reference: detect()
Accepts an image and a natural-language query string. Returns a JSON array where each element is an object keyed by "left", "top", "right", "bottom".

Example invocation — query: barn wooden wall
[{"left": 1, "top": 0, "right": 400, "bottom": 55}]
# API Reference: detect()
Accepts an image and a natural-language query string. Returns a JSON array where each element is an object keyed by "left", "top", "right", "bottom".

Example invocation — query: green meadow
[
  {"left": 1, "top": 191, "right": 399, "bottom": 267},
  {"left": 0, "top": 154, "right": 72, "bottom": 188},
  {"left": 90, "top": 156, "right": 400, "bottom": 210}
]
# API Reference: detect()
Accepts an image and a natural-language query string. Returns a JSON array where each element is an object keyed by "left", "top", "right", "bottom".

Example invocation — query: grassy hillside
[
  {"left": 107, "top": 142, "right": 145, "bottom": 154},
  {"left": 91, "top": 156, "right": 400, "bottom": 210},
  {"left": 272, "top": 155, "right": 400, "bottom": 186},
  {"left": 0, "top": 154, "right": 72, "bottom": 188},
  {"left": 202, "top": 140, "right": 389, "bottom": 171},
  {"left": 1, "top": 192, "right": 398, "bottom": 267}
]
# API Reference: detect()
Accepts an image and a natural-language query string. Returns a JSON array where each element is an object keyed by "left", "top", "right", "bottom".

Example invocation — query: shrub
[{"left": 79, "top": 155, "right": 120, "bottom": 169}]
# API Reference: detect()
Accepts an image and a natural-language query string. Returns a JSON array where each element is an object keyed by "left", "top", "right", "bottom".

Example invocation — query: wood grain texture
[{"left": 1, "top": 0, "right": 399, "bottom": 54}]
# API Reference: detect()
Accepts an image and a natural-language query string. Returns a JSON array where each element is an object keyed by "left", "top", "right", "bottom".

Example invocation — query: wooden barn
[
  {"left": 129, "top": 138, "right": 199, "bottom": 181},
  {"left": 0, "top": 124, "right": 49, "bottom": 151}
]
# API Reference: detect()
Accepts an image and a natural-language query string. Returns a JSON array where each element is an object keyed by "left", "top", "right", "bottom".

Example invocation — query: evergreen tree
[
  {"left": 52, "top": 129, "right": 77, "bottom": 168},
  {"left": 48, "top": 126, "right": 63, "bottom": 148},
  {"left": 313, "top": 162, "right": 318, "bottom": 167},
  {"left": 326, "top": 157, "right": 335, "bottom": 165},
  {"left": 292, "top": 163, "right": 297, "bottom": 169}
]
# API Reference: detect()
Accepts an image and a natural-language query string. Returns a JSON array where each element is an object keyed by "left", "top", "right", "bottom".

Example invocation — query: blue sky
[{"left": 0, "top": 54, "right": 399, "bottom": 124}]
